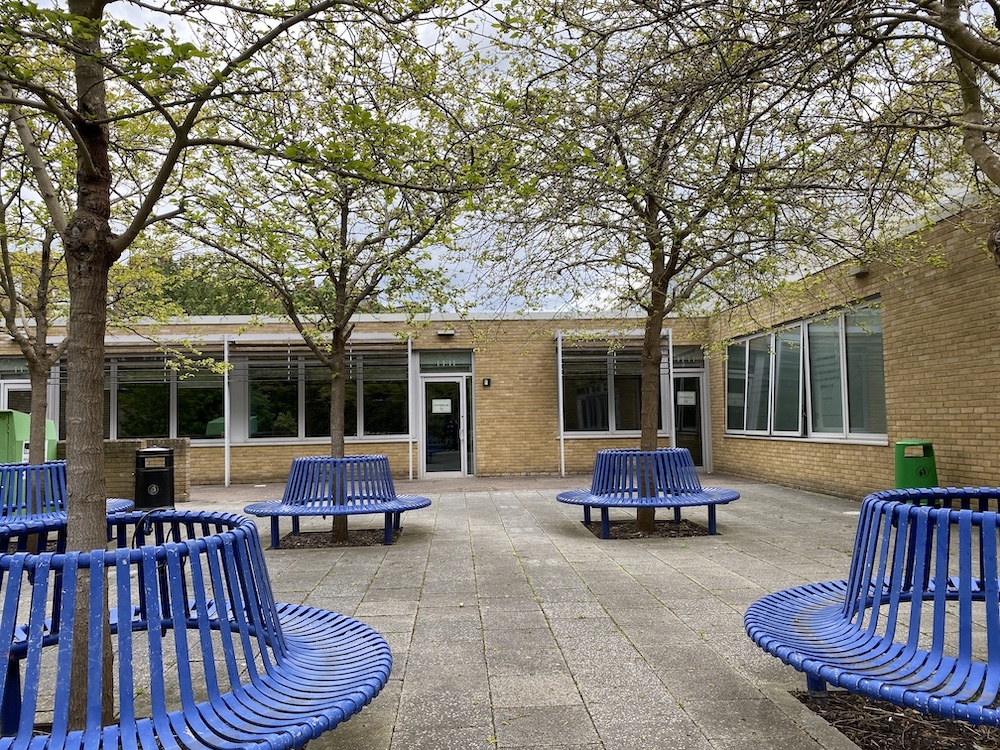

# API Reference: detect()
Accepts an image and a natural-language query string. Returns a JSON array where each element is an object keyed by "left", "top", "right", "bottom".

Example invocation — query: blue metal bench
[
  {"left": 557, "top": 448, "right": 739, "bottom": 538},
  {"left": 244, "top": 455, "right": 431, "bottom": 548},
  {"left": 0, "top": 460, "right": 133, "bottom": 516},
  {"left": 0, "top": 508, "right": 392, "bottom": 748},
  {"left": 745, "top": 487, "right": 1000, "bottom": 726}
]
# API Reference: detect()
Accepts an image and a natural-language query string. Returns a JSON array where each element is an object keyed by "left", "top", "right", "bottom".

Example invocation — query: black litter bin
[{"left": 135, "top": 446, "right": 175, "bottom": 509}]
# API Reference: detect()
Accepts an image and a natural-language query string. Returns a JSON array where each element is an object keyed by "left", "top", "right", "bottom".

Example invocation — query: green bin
[
  {"left": 0, "top": 410, "right": 56, "bottom": 463},
  {"left": 894, "top": 440, "right": 938, "bottom": 489}
]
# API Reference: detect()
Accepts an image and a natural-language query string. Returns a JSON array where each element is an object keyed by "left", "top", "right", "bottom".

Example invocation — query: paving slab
[{"left": 189, "top": 472, "right": 861, "bottom": 749}]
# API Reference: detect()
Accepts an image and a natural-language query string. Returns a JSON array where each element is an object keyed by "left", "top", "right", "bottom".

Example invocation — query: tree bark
[
  {"left": 328, "top": 329, "right": 349, "bottom": 541},
  {"left": 636, "top": 240, "right": 669, "bottom": 532},
  {"left": 27, "top": 366, "right": 50, "bottom": 465},
  {"left": 65, "top": 0, "right": 117, "bottom": 728}
]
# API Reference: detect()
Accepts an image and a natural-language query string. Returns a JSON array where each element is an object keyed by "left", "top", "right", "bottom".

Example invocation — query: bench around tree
[
  {"left": 244, "top": 455, "right": 431, "bottom": 548},
  {"left": 745, "top": 487, "right": 1000, "bottom": 726},
  {"left": 0, "top": 460, "right": 133, "bottom": 517},
  {"left": 0, "top": 508, "right": 392, "bottom": 748},
  {"left": 557, "top": 448, "right": 739, "bottom": 537}
]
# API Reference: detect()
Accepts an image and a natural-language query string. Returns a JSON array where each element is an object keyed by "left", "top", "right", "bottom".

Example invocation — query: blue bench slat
[
  {"left": 244, "top": 455, "right": 431, "bottom": 548},
  {"left": 0, "top": 461, "right": 134, "bottom": 518},
  {"left": 0, "top": 509, "right": 392, "bottom": 749},
  {"left": 557, "top": 448, "right": 738, "bottom": 537},
  {"left": 746, "top": 487, "right": 1000, "bottom": 727}
]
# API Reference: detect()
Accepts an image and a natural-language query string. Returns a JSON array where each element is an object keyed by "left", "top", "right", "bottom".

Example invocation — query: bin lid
[
  {"left": 136, "top": 446, "right": 173, "bottom": 455},
  {"left": 895, "top": 439, "right": 933, "bottom": 447}
]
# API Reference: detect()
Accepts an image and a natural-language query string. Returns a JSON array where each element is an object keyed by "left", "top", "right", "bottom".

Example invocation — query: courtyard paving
[{"left": 190, "top": 472, "right": 864, "bottom": 750}]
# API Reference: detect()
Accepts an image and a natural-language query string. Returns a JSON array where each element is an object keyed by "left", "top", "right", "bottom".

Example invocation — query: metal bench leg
[
  {"left": 707, "top": 506, "right": 717, "bottom": 535},
  {"left": 673, "top": 507, "right": 682, "bottom": 523},
  {"left": 806, "top": 673, "right": 828, "bottom": 703},
  {"left": 393, "top": 511, "right": 402, "bottom": 531},
  {"left": 583, "top": 506, "right": 592, "bottom": 526},
  {"left": 291, "top": 517, "right": 301, "bottom": 536},
  {"left": 383, "top": 513, "right": 394, "bottom": 545},
  {"left": 270, "top": 517, "right": 280, "bottom": 549},
  {"left": 1, "top": 660, "right": 20, "bottom": 735},
  {"left": 600, "top": 508, "right": 610, "bottom": 539}
]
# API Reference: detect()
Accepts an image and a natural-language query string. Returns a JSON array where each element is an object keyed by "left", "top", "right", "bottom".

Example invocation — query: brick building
[{"left": 2, "top": 210, "right": 996, "bottom": 500}]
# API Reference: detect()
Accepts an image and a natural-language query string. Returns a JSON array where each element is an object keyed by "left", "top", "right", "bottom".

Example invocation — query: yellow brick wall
[
  {"left": 709, "top": 210, "right": 1000, "bottom": 500},
  {"left": 189, "top": 442, "right": 415, "bottom": 485}
]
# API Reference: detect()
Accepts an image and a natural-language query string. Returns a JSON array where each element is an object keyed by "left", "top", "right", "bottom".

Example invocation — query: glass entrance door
[
  {"left": 424, "top": 379, "right": 466, "bottom": 475},
  {"left": 673, "top": 375, "right": 704, "bottom": 466}
]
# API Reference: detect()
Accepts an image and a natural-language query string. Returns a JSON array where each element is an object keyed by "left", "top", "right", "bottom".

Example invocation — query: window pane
[
  {"left": 178, "top": 372, "right": 224, "bottom": 439},
  {"left": 562, "top": 353, "right": 609, "bottom": 432},
  {"left": 846, "top": 307, "right": 887, "bottom": 434},
  {"left": 746, "top": 336, "right": 771, "bottom": 431},
  {"left": 249, "top": 359, "right": 298, "bottom": 438},
  {"left": 117, "top": 362, "right": 169, "bottom": 438},
  {"left": 360, "top": 355, "right": 407, "bottom": 436},
  {"left": 808, "top": 320, "right": 844, "bottom": 433},
  {"left": 613, "top": 354, "right": 642, "bottom": 431},
  {"left": 362, "top": 381, "right": 407, "bottom": 435},
  {"left": 671, "top": 345, "right": 704, "bottom": 369},
  {"left": 304, "top": 366, "right": 330, "bottom": 438},
  {"left": 773, "top": 328, "right": 802, "bottom": 433},
  {"left": 726, "top": 343, "right": 747, "bottom": 430}
]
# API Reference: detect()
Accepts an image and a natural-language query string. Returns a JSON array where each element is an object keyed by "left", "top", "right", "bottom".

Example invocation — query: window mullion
[{"left": 838, "top": 314, "right": 849, "bottom": 439}]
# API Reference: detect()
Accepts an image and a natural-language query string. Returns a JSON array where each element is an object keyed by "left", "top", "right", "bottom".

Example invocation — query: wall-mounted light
[
  {"left": 482, "top": 378, "right": 491, "bottom": 388},
  {"left": 850, "top": 265, "right": 869, "bottom": 278},
  {"left": 436, "top": 329, "right": 455, "bottom": 337}
]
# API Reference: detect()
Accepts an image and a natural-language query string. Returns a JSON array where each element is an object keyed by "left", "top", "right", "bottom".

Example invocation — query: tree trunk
[
  {"left": 65, "top": 0, "right": 117, "bottom": 728},
  {"left": 636, "top": 242, "right": 669, "bottom": 532},
  {"left": 27, "top": 365, "right": 50, "bottom": 465},
  {"left": 328, "top": 329, "right": 349, "bottom": 541},
  {"left": 328, "top": 329, "right": 347, "bottom": 460}
]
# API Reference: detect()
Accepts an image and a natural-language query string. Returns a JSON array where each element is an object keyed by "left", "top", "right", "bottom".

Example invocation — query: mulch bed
[
  {"left": 278, "top": 528, "right": 399, "bottom": 548},
  {"left": 796, "top": 691, "right": 1000, "bottom": 749},
  {"left": 583, "top": 518, "right": 709, "bottom": 539}
]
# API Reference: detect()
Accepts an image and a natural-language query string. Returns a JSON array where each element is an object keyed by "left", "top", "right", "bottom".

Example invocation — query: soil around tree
[
  {"left": 278, "top": 528, "right": 400, "bottom": 548},
  {"left": 796, "top": 691, "right": 1000, "bottom": 749},
  {"left": 582, "top": 517, "right": 709, "bottom": 539}
]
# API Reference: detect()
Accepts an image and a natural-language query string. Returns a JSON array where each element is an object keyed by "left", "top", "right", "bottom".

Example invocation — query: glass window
[
  {"left": 773, "top": 328, "right": 802, "bottom": 433},
  {"left": 304, "top": 364, "right": 331, "bottom": 438},
  {"left": 117, "top": 360, "right": 169, "bottom": 438},
  {"left": 248, "top": 358, "right": 298, "bottom": 438},
  {"left": 846, "top": 308, "right": 887, "bottom": 434},
  {"left": 562, "top": 352, "right": 610, "bottom": 432},
  {"left": 726, "top": 343, "right": 747, "bottom": 431},
  {"left": 561, "top": 348, "right": 663, "bottom": 433},
  {"left": 177, "top": 371, "right": 225, "bottom": 439},
  {"left": 672, "top": 345, "right": 704, "bottom": 369},
  {"left": 726, "top": 304, "right": 885, "bottom": 440},
  {"left": 808, "top": 319, "right": 844, "bottom": 434},
  {"left": 613, "top": 352, "right": 642, "bottom": 431},
  {"left": 362, "top": 381, "right": 407, "bottom": 435},
  {"left": 746, "top": 336, "right": 771, "bottom": 431},
  {"left": 360, "top": 355, "right": 408, "bottom": 436}
]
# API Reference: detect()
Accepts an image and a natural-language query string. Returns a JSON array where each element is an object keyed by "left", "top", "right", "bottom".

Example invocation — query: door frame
[
  {"left": 419, "top": 375, "right": 469, "bottom": 478},
  {"left": 672, "top": 370, "right": 711, "bottom": 471}
]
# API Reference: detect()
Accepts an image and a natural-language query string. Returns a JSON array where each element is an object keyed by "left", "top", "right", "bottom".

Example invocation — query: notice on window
[
  {"left": 676, "top": 391, "right": 696, "bottom": 406},
  {"left": 432, "top": 399, "right": 453, "bottom": 414}
]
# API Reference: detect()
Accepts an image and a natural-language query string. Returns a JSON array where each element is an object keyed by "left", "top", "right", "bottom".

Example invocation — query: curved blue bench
[
  {"left": 0, "top": 460, "right": 133, "bottom": 516},
  {"left": 0, "top": 509, "right": 392, "bottom": 748},
  {"left": 557, "top": 448, "right": 739, "bottom": 537},
  {"left": 245, "top": 455, "right": 431, "bottom": 548},
  {"left": 746, "top": 487, "right": 1000, "bottom": 726}
]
